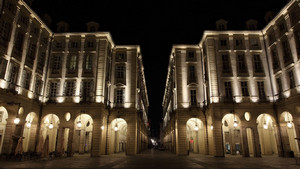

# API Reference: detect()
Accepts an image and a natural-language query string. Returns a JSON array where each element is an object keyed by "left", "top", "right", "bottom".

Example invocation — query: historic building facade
[
  {"left": 162, "top": 0, "right": 300, "bottom": 157},
  {"left": 0, "top": 0, "right": 149, "bottom": 157}
]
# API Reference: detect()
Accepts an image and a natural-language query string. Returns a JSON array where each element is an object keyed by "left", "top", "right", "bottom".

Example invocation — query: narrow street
[{"left": 0, "top": 149, "right": 298, "bottom": 169}]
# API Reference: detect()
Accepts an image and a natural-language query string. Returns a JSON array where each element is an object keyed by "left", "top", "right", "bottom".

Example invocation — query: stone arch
[
  {"left": 186, "top": 118, "right": 205, "bottom": 154},
  {"left": 110, "top": 118, "right": 127, "bottom": 154},
  {"left": 221, "top": 113, "right": 242, "bottom": 156},
  {"left": 0, "top": 106, "right": 8, "bottom": 154},
  {"left": 256, "top": 113, "right": 278, "bottom": 155},
  {"left": 280, "top": 111, "right": 299, "bottom": 154},
  {"left": 40, "top": 114, "right": 60, "bottom": 152},
  {"left": 22, "top": 112, "right": 37, "bottom": 152},
  {"left": 73, "top": 114, "right": 93, "bottom": 154}
]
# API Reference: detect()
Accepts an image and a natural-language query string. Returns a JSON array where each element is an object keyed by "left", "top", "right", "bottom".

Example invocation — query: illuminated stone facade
[
  {"left": 162, "top": 0, "right": 300, "bottom": 157},
  {"left": 0, "top": 0, "right": 149, "bottom": 157}
]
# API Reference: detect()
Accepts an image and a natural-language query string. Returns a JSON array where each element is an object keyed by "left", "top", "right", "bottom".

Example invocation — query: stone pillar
[
  {"left": 55, "top": 127, "right": 64, "bottom": 155},
  {"left": 212, "top": 120, "right": 224, "bottom": 157},
  {"left": 67, "top": 126, "right": 74, "bottom": 157},
  {"left": 241, "top": 126, "right": 249, "bottom": 157},
  {"left": 252, "top": 126, "right": 261, "bottom": 157},
  {"left": 279, "top": 124, "right": 291, "bottom": 157},
  {"left": 91, "top": 115, "right": 102, "bottom": 157},
  {"left": 175, "top": 112, "right": 188, "bottom": 155},
  {"left": 126, "top": 113, "right": 137, "bottom": 155},
  {"left": 28, "top": 124, "right": 37, "bottom": 152},
  {"left": 2, "top": 117, "right": 16, "bottom": 154}
]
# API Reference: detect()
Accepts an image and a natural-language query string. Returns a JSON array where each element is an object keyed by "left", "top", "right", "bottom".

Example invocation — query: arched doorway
[
  {"left": 256, "top": 113, "right": 278, "bottom": 156},
  {"left": 74, "top": 114, "right": 93, "bottom": 154},
  {"left": 22, "top": 112, "right": 37, "bottom": 152},
  {"left": 0, "top": 106, "right": 8, "bottom": 154},
  {"left": 222, "top": 114, "right": 242, "bottom": 156},
  {"left": 280, "top": 112, "right": 299, "bottom": 154},
  {"left": 41, "top": 114, "right": 60, "bottom": 152},
  {"left": 110, "top": 118, "right": 127, "bottom": 154},
  {"left": 186, "top": 118, "right": 205, "bottom": 154}
]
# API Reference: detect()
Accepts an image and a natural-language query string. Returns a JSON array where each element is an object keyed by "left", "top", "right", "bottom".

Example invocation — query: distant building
[
  {"left": 0, "top": 0, "right": 149, "bottom": 156},
  {"left": 162, "top": 0, "right": 300, "bottom": 157}
]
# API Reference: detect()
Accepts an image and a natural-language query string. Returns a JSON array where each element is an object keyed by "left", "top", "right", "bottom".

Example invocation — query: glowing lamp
[
  {"left": 287, "top": 122, "right": 292, "bottom": 128},
  {"left": 14, "top": 117, "right": 20, "bottom": 124},
  {"left": 233, "top": 121, "right": 238, "bottom": 128},
  {"left": 77, "top": 121, "right": 82, "bottom": 128},
  {"left": 26, "top": 122, "right": 31, "bottom": 128},
  {"left": 210, "top": 125, "right": 214, "bottom": 130},
  {"left": 263, "top": 123, "right": 268, "bottom": 130},
  {"left": 114, "top": 126, "right": 118, "bottom": 131},
  {"left": 194, "top": 125, "right": 199, "bottom": 131},
  {"left": 101, "top": 125, "right": 104, "bottom": 130},
  {"left": 49, "top": 123, "right": 54, "bottom": 129}
]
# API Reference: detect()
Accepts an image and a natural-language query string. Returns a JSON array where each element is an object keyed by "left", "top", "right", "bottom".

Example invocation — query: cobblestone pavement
[{"left": 0, "top": 149, "right": 299, "bottom": 169}]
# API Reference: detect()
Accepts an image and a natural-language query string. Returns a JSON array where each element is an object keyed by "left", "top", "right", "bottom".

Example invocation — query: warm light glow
[
  {"left": 77, "top": 121, "right": 82, "bottom": 128},
  {"left": 95, "top": 96, "right": 102, "bottom": 103},
  {"left": 251, "top": 96, "right": 259, "bottom": 103},
  {"left": 73, "top": 96, "right": 80, "bottom": 103},
  {"left": 263, "top": 123, "right": 268, "bottom": 129},
  {"left": 26, "top": 122, "right": 31, "bottom": 128},
  {"left": 287, "top": 122, "right": 292, "bottom": 128},
  {"left": 283, "top": 91, "right": 291, "bottom": 98},
  {"left": 233, "top": 121, "right": 238, "bottom": 128},
  {"left": 0, "top": 80, "right": 7, "bottom": 89},
  {"left": 27, "top": 91, "right": 34, "bottom": 99},
  {"left": 57, "top": 97, "right": 65, "bottom": 103},
  {"left": 235, "top": 96, "right": 242, "bottom": 103},
  {"left": 210, "top": 125, "right": 213, "bottom": 130},
  {"left": 114, "top": 126, "right": 118, "bottom": 131},
  {"left": 14, "top": 117, "right": 20, "bottom": 124},
  {"left": 49, "top": 123, "right": 54, "bottom": 129},
  {"left": 194, "top": 126, "right": 199, "bottom": 131},
  {"left": 101, "top": 125, "right": 104, "bottom": 130}
]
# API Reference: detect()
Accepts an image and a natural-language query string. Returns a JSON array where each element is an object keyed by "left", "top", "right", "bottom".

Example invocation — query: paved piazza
[{"left": 0, "top": 149, "right": 298, "bottom": 169}]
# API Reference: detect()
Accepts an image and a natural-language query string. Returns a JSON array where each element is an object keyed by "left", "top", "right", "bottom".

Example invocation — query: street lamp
[
  {"left": 263, "top": 122, "right": 268, "bottom": 129},
  {"left": 14, "top": 116, "right": 20, "bottom": 124},
  {"left": 26, "top": 121, "right": 31, "bottom": 128},
  {"left": 287, "top": 121, "right": 292, "bottom": 128},
  {"left": 49, "top": 122, "right": 54, "bottom": 129}
]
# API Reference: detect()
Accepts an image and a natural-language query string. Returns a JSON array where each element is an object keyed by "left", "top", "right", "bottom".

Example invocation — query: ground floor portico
[{"left": 163, "top": 100, "right": 300, "bottom": 158}]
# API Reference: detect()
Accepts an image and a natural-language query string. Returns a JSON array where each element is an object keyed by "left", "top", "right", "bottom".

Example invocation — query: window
[
  {"left": 294, "top": 30, "right": 300, "bottom": 56},
  {"left": 186, "top": 50, "right": 196, "bottom": 61},
  {"left": 271, "top": 47, "right": 280, "bottom": 70},
  {"left": 52, "top": 55, "right": 61, "bottom": 74},
  {"left": 237, "top": 53, "right": 247, "bottom": 74},
  {"left": 224, "top": 82, "right": 232, "bottom": 99},
  {"left": 8, "top": 63, "right": 19, "bottom": 85},
  {"left": 0, "top": 20, "right": 11, "bottom": 43},
  {"left": 221, "top": 53, "right": 231, "bottom": 73},
  {"left": 67, "top": 55, "right": 77, "bottom": 74},
  {"left": 249, "top": 37, "right": 259, "bottom": 48},
  {"left": 235, "top": 39, "right": 243, "bottom": 47},
  {"left": 37, "top": 51, "right": 46, "bottom": 72},
  {"left": 49, "top": 82, "right": 59, "bottom": 98},
  {"left": 288, "top": 71, "right": 295, "bottom": 89},
  {"left": 278, "top": 21, "right": 287, "bottom": 35},
  {"left": 64, "top": 81, "right": 75, "bottom": 96},
  {"left": 268, "top": 30, "right": 276, "bottom": 45},
  {"left": 115, "top": 89, "right": 124, "bottom": 104},
  {"left": 0, "top": 58, "right": 7, "bottom": 79},
  {"left": 14, "top": 32, "right": 24, "bottom": 53},
  {"left": 188, "top": 65, "right": 196, "bottom": 83},
  {"left": 22, "top": 69, "right": 31, "bottom": 90},
  {"left": 86, "top": 41, "right": 94, "bottom": 48},
  {"left": 253, "top": 54, "right": 263, "bottom": 74},
  {"left": 115, "top": 64, "right": 126, "bottom": 84},
  {"left": 55, "top": 41, "right": 63, "bottom": 49},
  {"left": 282, "top": 38, "right": 293, "bottom": 65},
  {"left": 241, "top": 81, "right": 249, "bottom": 96},
  {"left": 19, "top": 15, "right": 28, "bottom": 26},
  {"left": 257, "top": 81, "right": 266, "bottom": 100},
  {"left": 83, "top": 55, "right": 93, "bottom": 73},
  {"left": 81, "top": 81, "right": 93, "bottom": 97},
  {"left": 34, "top": 76, "right": 42, "bottom": 96},
  {"left": 276, "top": 77, "right": 282, "bottom": 94},
  {"left": 116, "top": 51, "right": 126, "bottom": 62},
  {"left": 70, "top": 41, "right": 79, "bottom": 48},
  {"left": 26, "top": 43, "right": 36, "bottom": 66},
  {"left": 220, "top": 39, "right": 227, "bottom": 46},
  {"left": 190, "top": 90, "right": 197, "bottom": 106}
]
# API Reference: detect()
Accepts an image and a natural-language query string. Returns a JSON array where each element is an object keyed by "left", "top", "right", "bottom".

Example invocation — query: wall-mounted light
[
  {"left": 77, "top": 114, "right": 82, "bottom": 128},
  {"left": 233, "top": 121, "right": 238, "bottom": 128},
  {"left": 210, "top": 125, "right": 213, "bottom": 130},
  {"left": 194, "top": 125, "right": 199, "bottom": 131},
  {"left": 49, "top": 123, "right": 54, "bottom": 129},
  {"left": 287, "top": 121, "right": 292, "bottom": 128},
  {"left": 26, "top": 121, "right": 31, "bottom": 128},
  {"left": 14, "top": 117, "right": 20, "bottom": 124},
  {"left": 263, "top": 122, "right": 268, "bottom": 130},
  {"left": 114, "top": 125, "right": 118, "bottom": 131},
  {"left": 101, "top": 126, "right": 104, "bottom": 130}
]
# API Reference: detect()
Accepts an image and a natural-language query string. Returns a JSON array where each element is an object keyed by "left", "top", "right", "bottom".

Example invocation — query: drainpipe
[{"left": 261, "top": 31, "right": 284, "bottom": 157}]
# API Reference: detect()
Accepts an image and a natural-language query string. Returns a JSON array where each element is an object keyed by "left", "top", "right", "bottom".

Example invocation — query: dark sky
[{"left": 31, "top": 0, "right": 287, "bottom": 137}]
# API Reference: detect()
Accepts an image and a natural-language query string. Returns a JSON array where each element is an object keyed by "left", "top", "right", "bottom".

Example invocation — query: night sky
[{"left": 31, "top": 0, "right": 287, "bottom": 138}]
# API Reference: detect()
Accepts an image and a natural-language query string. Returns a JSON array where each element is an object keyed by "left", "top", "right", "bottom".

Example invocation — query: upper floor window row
[
  {"left": 115, "top": 51, "right": 127, "bottom": 62},
  {"left": 186, "top": 49, "right": 197, "bottom": 62}
]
